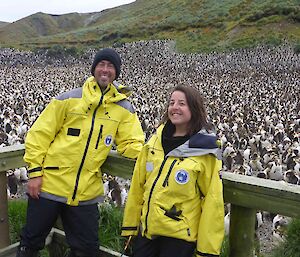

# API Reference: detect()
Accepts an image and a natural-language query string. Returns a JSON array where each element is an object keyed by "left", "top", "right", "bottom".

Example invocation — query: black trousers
[
  {"left": 20, "top": 196, "right": 100, "bottom": 257},
  {"left": 132, "top": 234, "right": 196, "bottom": 257}
]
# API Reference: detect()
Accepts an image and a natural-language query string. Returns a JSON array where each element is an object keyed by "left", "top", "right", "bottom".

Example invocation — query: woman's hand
[{"left": 27, "top": 176, "right": 43, "bottom": 199}]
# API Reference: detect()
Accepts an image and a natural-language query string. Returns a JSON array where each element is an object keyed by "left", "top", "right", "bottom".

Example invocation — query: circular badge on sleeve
[
  {"left": 175, "top": 169, "right": 189, "bottom": 184},
  {"left": 146, "top": 162, "right": 154, "bottom": 172},
  {"left": 104, "top": 135, "right": 113, "bottom": 146}
]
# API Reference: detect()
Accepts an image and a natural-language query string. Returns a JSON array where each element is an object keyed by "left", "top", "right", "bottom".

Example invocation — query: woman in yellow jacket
[{"left": 122, "top": 85, "right": 224, "bottom": 257}]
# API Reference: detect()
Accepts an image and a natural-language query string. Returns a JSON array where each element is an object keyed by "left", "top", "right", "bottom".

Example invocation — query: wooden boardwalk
[
  {"left": 0, "top": 242, "right": 17, "bottom": 257},
  {"left": 1, "top": 145, "right": 300, "bottom": 257},
  {"left": 0, "top": 229, "right": 128, "bottom": 257}
]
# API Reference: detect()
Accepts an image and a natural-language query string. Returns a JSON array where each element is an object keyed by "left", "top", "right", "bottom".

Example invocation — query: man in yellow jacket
[{"left": 17, "top": 48, "right": 144, "bottom": 257}]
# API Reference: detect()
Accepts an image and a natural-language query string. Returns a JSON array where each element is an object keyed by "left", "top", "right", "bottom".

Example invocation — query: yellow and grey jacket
[
  {"left": 24, "top": 76, "right": 144, "bottom": 206},
  {"left": 122, "top": 124, "right": 224, "bottom": 256}
]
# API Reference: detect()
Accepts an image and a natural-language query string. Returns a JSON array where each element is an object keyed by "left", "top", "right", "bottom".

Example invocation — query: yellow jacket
[
  {"left": 122, "top": 125, "right": 224, "bottom": 256},
  {"left": 24, "top": 77, "right": 144, "bottom": 206}
]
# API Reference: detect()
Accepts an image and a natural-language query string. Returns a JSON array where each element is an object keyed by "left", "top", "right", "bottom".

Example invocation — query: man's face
[{"left": 94, "top": 60, "right": 116, "bottom": 90}]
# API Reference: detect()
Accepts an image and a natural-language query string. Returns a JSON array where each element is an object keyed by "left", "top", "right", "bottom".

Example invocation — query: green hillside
[
  {"left": 0, "top": 12, "right": 92, "bottom": 42},
  {"left": 0, "top": 0, "right": 299, "bottom": 52}
]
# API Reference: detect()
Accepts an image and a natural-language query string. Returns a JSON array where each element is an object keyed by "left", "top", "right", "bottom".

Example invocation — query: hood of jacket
[
  {"left": 155, "top": 124, "right": 222, "bottom": 159},
  {"left": 83, "top": 76, "right": 131, "bottom": 106}
]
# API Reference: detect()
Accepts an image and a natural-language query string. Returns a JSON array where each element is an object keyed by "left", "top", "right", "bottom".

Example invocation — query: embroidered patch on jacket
[
  {"left": 146, "top": 162, "right": 154, "bottom": 172},
  {"left": 104, "top": 135, "right": 113, "bottom": 146},
  {"left": 175, "top": 170, "right": 189, "bottom": 184}
]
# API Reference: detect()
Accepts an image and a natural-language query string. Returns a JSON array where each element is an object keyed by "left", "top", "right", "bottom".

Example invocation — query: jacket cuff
[
  {"left": 121, "top": 226, "right": 138, "bottom": 237},
  {"left": 196, "top": 250, "right": 219, "bottom": 257},
  {"left": 28, "top": 167, "right": 43, "bottom": 178}
]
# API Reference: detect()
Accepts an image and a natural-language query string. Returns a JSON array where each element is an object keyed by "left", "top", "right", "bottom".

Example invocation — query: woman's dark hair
[{"left": 160, "top": 85, "right": 211, "bottom": 136}]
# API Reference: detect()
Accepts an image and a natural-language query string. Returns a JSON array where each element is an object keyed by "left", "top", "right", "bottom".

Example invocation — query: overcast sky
[{"left": 0, "top": 0, "right": 135, "bottom": 22}]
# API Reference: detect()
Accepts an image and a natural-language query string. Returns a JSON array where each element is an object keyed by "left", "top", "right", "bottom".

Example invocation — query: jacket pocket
[
  {"left": 162, "top": 160, "right": 177, "bottom": 187},
  {"left": 95, "top": 125, "right": 103, "bottom": 149},
  {"left": 44, "top": 166, "right": 59, "bottom": 170}
]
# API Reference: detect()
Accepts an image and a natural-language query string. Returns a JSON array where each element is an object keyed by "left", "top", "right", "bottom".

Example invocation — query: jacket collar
[
  {"left": 83, "top": 76, "right": 128, "bottom": 104},
  {"left": 155, "top": 124, "right": 221, "bottom": 159}
]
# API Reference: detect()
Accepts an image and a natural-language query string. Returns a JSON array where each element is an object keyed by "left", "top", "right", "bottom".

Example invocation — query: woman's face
[{"left": 168, "top": 90, "right": 191, "bottom": 130}]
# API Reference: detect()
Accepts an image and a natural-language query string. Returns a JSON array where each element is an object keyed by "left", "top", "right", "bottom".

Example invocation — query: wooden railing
[{"left": 0, "top": 144, "right": 300, "bottom": 257}]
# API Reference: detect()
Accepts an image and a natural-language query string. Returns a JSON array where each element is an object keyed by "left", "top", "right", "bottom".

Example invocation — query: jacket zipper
[
  {"left": 95, "top": 125, "right": 103, "bottom": 149},
  {"left": 144, "top": 157, "right": 168, "bottom": 234},
  {"left": 162, "top": 159, "right": 177, "bottom": 187},
  {"left": 72, "top": 94, "right": 104, "bottom": 201}
]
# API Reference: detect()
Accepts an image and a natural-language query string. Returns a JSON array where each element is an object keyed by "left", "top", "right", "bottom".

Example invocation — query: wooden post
[
  {"left": 229, "top": 204, "right": 256, "bottom": 257},
  {"left": 48, "top": 229, "right": 128, "bottom": 257},
  {"left": 0, "top": 171, "right": 10, "bottom": 248}
]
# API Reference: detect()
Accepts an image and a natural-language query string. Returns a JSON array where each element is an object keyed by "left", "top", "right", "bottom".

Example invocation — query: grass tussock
[
  {"left": 270, "top": 219, "right": 300, "bottom": 257},
  {"left": 8, "top": 200, "right": 27, "bottom": 244},
  {"left": 98, "top": 203, "right": 125, "bottom": 253}
]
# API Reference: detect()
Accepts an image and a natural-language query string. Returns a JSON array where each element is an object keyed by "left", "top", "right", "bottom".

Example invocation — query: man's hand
[{"left": 27, "top": 177, "right": 43, "bottom": 199}]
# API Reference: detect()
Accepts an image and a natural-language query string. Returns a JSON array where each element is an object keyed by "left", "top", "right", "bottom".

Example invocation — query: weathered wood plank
[
  {"left": 0, "top": 144, "right": 25, "bottom": 172},
  {"left": 222, "top": 172, "right": 300, "bottom": 217},
  {"left": 102, "top": 151, "right": 135, "bottom": 179},
  {"left": 0, "top": 145, "right": 136, "bottom": 179},
  {"left": 0, "top": 229, "right": 128, "bottom": 257},
  {"left": 0, "top": 242, "right": 17, "bottom": 257},
  {"left": 49, "top": 228, "right": 128, "bottom": 257}
]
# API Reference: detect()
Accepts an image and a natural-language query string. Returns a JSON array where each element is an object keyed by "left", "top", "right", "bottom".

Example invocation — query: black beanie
[{"left": 91, "top": 48, "right": 121, "bottom": 79}]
